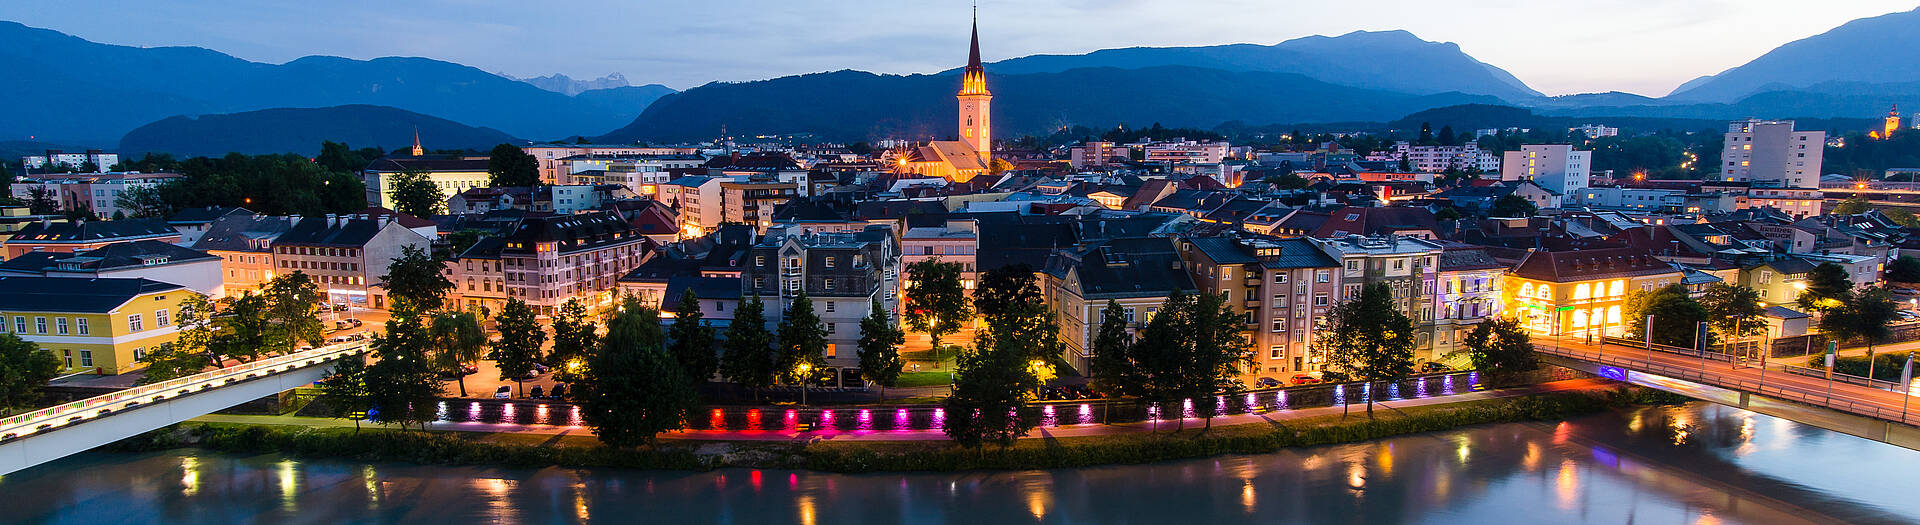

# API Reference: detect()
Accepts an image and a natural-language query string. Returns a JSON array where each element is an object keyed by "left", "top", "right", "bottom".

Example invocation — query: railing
[
  {"left": 1538, "top": 343, "right": 1919, "bottom": 426},
  {"left": 0, "top": 342, "right": 368, "bottom": 438}
]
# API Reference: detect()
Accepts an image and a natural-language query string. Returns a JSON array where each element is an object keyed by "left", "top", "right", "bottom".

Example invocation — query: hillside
[
  {"left": 599, "top": 67, "right": 1498, "bottom": 143},
  {"left": 1668, "top": 8, "right": 1920, "bottom": 102},
  {"left": 0, "top": 21, "right": 673, "bottom": 144},
  {"left": 117, "top": 105, "right": 521, "bottom": 157}
]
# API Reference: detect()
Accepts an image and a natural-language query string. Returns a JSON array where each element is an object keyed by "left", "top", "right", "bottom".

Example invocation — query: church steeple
[
  {"left": 410, "top": 127, "right": 424, "bottom": 156},
  {"left": 958, "top": 10, "right": 989, "bottom": 97},
  {"left": 956, "top": 7, "right": 992, "bottom": 164},
  {"left": 1887, "top": 104, "right": 1903, "bottom": 139}
]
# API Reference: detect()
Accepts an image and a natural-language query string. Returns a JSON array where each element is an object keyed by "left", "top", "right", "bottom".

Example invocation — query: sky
[{"left": 2, "top": 0, "right": 1916, "bottom": 96}]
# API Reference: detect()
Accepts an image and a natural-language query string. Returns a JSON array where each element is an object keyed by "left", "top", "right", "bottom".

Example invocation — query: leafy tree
[
  {"left": 381, "top": 245, "right": 455, "bottom": 317},
  {"left": 856, "top": 298, "right": 906, "bottom": 396},
  {"left": 1131, "top": 292, "right": 1196, "bottom": 410},
  {"left": 1625, "top": 284, "right": 1708, "bottom": 348},
  {"left": 487, "top": 143, "right": 542, "bottom": 187},
  {"left": 446, "top": 229, "right": 487, "bottom": 256},
  {"left": 489, "top": 299, "right": 547, "bottom": 397},
  {"left": 1086, "top": 300, "right": 1139, "bottom": 397},
  {"left": 114, "top": 185, "right": 171, "bottom": 218},
  {"left": 0, "top": 334, "right": 62, "bottom": 415},
  {"left": 1311, "top": 283, "right": 1416, "bottom": 415},
  {"left": 578, "top": 301, "right": 694, "bottom": 447},
  {"left": 388, "top": 167, "right": 443, "bottom": 218},
  {"left": 1488, "top": 194, "right": 1537, "bottom": 218},
  {"left": 904, "top": 259, "right": 971, "bottom": 355},
  {"left": 549, "top": 298, "right": 597, "bottom": 384},
  {"left": 25, "top": 187, "right": 58, "bottom": 215},
  {"left": 972, "top": 264, "right": 1040, "bottom": 322},
  {"left": 1699, "top": 283, "right": 1766, "bottom": 352},
  {"left": 775, "top": 290, "right": 829, "bottom": 388},
  {"left": 210, "top": 292, "right": 273, "bottom": 362},
  {"left": 1832, "top": 196, "right": 1871, "bottom": 215},
  {"left": 317, "top": 353, "right": 371, "bottom": 430},
  {"left": 1822, "top": 287, "right": 1900, "bottom": 378},
  {"left": 719, "top": 296, "right": 778, "bottom": 400},
  {"left": 137, "top": 293, "right": 218, "bottom": 383},
  {"left": 429, "top": 311, "right": 487, "bottom": 397},
  {"left": 942, "top": 293, "right": 1052, "bottom": 448},
  {"left": 1177, "top": 292, "right": 1254, "bottom": 429},
  {"left": 1889, "top": 256, "right": 1920, "bottom": 283},
  {"left": 1798, "top": 263, "right": 1854, "bottom": 313},
  {"left": 1435, "top": 207, "right": 1463, "bottom": 220},
  {"left": 1265, "top": 173, "right": 1310, "bottom": 190},
  {"left": 666, "top": 289, "right": 719, "bottom": 383},
  {"left": 364, "top": 315, "right": 444, "bottom": 430},
  {"left": 1885, "top": 208, "right": 1920, "bottom": 228},
  {"left": 1463, "top": 317, "right": 1536, "bottom": 386},
  {"left": 260, "top": 271, "right": 324, "bottom": 354}
]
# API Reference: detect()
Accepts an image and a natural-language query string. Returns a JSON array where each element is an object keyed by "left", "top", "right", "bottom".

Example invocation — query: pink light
[
  {"left": 746, "top": 409, "right": 763, "bottom": 430},
  {"left": 751, "top": 470, "right": 763, "bottom": 491},
  {"left": 788, "top": 473, "right": 799, "bottom": 488}
]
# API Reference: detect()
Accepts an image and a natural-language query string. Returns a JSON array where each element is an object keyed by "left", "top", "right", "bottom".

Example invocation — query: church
[{"left": 900, "top": 17, "right": 994, "bottom": 183}]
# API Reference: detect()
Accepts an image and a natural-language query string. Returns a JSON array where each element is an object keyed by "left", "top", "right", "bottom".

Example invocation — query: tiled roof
[
  {"left": 191, "top": 215, "right": 295, "bottom": 252},
  {"left": 0, "top": 276, "right": 184, "bottom": 314},
  {"left": 365, "top": 156, "right": 489, "bottom": 173},
  {"left": 7, "top": 218, "right": 175, "bottom": 244},
  {"left": 0, "top": 240, "right": 217, "bottom": 274},
  {"left": 1510, "top": 247, "right": 1679, "bottom": 282}
]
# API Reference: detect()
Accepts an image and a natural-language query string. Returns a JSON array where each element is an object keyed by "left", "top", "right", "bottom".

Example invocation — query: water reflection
[{"left": 4, "top": 403, "right": 1918, "bottom": 524}]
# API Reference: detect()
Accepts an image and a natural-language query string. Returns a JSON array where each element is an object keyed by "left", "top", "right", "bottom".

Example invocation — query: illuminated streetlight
[{"left": 795, "top": 362, "right": 813, "bottom": 405}]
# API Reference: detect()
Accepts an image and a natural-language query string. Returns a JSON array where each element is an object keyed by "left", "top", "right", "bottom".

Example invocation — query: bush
[{"left": 1808, "top": 353, "right": 1912, "bottom": 383}]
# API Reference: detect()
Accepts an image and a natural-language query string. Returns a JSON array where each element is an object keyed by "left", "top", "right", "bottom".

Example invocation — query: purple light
[
  {"left": 783, "top": 409, "right": 799, "bottom": 430},
  {"left": 931, "top": 408, "right": 946, "bottom": 429},
  {"left": 894, "top": 408, "right": 909, "bottom": 430},
  {"left": 1078, "top": 403, "right": 1093, "bottom": 425},
  {"left": 820, "top": 409, "right": 835, "bottom": 428}
]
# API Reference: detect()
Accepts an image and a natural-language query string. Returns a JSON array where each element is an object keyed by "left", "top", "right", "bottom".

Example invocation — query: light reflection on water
[{"left": 3, "top": 402, "right": 1917, "bottom": 524}]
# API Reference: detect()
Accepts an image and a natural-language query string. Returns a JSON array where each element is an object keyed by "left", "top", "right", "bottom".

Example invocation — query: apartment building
[
  {"left": 1046, "top": 237, "right": 1199, "bottom": 375},
  {"left": 1723, "top": 119, "right": 1824, "bottom": 189},
  {"left": 4, "top": 218, "right": 180, "bottom": 259},
  {"left": 1501, "top": 145, "right": 1592, "bottom": 198},
  {"left": 362, "top": 156, "right": 492, "bottom": 211},
  {"left": 192, "top": 214, "right": 295, "bottom": 293},
  {"left": 742, "top": 225, "right": 899, "bottom": 368},
  {"left": 1319, "top": 234, "right": 1444, "bottom": 359},
  {"left": 456, "top": 211, "right": 654, "bottom": 316},
  {"left": 272, "top": 212, "right": 435, "bottom": 309},
  {"left": 522, "top": 145, "right": 699, "bottom": 185},
  {"left": 0, "top": 240, "right": 224, "bottom": 298},
  {"left": 1181, "top": 236, "right": 1343, "bottom": 379},
  {"left": 720, "top": 179, "right": 799, "bottom": 232},
  {"left": 0, "top": 276, "right": 187, "bottom": 375},
  {"left": 1432, "top": 243, "right": 1506, "bottom": 357},
  {"left": 1504, "top": 247, "right": 1684, "bottom": 339}
]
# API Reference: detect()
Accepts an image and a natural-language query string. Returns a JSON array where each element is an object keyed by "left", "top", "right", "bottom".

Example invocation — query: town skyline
[{"left": 2, "top": 1, "right": 1917, "bottom": 96}]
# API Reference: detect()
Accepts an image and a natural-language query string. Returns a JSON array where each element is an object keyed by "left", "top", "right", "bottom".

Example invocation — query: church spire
[
  {"left": 967, "top": 6, "right": 982, "bottom": 72},
  {"left": 958, "top": 6, "right": 989, "bottom": 97},
  {"left": 410, "top": 126, "right": 424, "bottom": 156}
]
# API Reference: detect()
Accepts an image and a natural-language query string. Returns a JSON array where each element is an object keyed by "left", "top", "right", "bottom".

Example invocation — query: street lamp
[{"left": 795, "top": 362, "right": 813, "bottom": 405}]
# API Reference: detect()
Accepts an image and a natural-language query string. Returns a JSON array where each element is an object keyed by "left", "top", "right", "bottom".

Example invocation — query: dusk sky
[{"left": 2, "top": 0, "right": 1916, "bottom": 96}]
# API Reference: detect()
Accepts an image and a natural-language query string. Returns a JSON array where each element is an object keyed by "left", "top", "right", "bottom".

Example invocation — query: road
[{"left": 1534, "top": 335, "right": 1920, "bottom": 426}]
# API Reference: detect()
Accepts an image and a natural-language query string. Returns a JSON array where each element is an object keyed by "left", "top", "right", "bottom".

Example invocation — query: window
[
  {"left": 1272, "top": 317, "right": 1287, "bottom": 332},
  {"left": 133, "top": 347, "right": 146, "bottom": 361},
  {"left": 825, "top": 256, "right": 836, "bottom": 268},
  {"left": 825, "top": 301, "right": 836, "bottom": 313},
  {"left": 1346, "top": 261, "right": 1359, "bottom": 271},
  {"left": 1316, "top": 271, "right": 1330, "bottom": 283},
  {"left": 1273, "top": 273, "right": 1288, "bottom": 284},
  {"left": 79, "top": 350, "right": 93, "bottom": 367},
  {"left": 35, "top": 316, "right": 47, "bottom": 334},
  {"left": 1124, "top": 308, "right": 1136, "bottom": 323},
  {"left": 824, "top": 278, "right": 835, "bottom": 291},
  {"left": 716, "top": 301, "right": 725, "bottom": 312},
  {"left": 12, "top": 317, "right": 23, "bottom": 334},
  {"left": 1269, "top": 346, "right": 1285, "bottom": 359},
  {"left": 155, "top": 309, "right": 170, "bottom": 327},
  {"left": 62, "top": 349, "right": 72, "bottom": 368},
  {"left": 55, "top": 318, "right": 68, "bottom": 335},
  {"left": 1314, "top": 294, "right": 1329, "bottom": 306},
  {"left": 128, "top": 314, "right": 144, "bottom": 332}
]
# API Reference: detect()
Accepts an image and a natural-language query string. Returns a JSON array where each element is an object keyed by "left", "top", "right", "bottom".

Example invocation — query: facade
[
  {"left": 22, "top": 150, "right": 119, "bottom": 172},
  {"left": 562, "top": 154, "right": 706, "bottom": 194},
  {"left": 1571, "top": 124, "right": 1619, "bottom": 139},
  {"left": 1391, "top": 141, "right": 1485, "bottom": 173},
  {"left": 0, "top": 276, "right": 187, "bottom": 375},
  {"left": 900, "top": 219, "right": 979, "bottom": 296},
  {"left": 192, "top": 214, "right": 294, "bottom": 294},
  {"left": 662, "top": 176, "right": 723, "bottom": 239},
  {"left": 1743, "top": 186, "right": 1823, "bottom": 219},
  {"left": 719, "top": 179, "right": 799, "bottom": 232},
  {"left": 1046, "top": 237, "right": 1198, "bottom": 374},
  {"left": 1571, "top": 186, "right": 1684, "bottom": 212},
  {"left": 1432, "top": 244, "right": 1506, "bottom": 357},
  {"left": 1723, "top": 119, "right": 1824, "bottom": 189},
  {"left": 1181, "top": 236, "right": 1343, "bottom": 380},
  {"left": 272, "top": 212, "right": 434, "bottom": 309},
  {"left": 9, "top": 172, "right": 183, "bottom": 218},
  {"left": 522, "top": 145, "right": 699, "bottom": 185},
  {"left": 1504, "top": 247, "right": 1684, "bottom": 339},
  {"left": 0, "top": 240, "right": 224, "bottom": 298},
  {"left": 1320, "top": 235, "right": 1444, "bottom": 359},
  {"left": 742, "top": 225, "right": 899, "bottom": 367},
  {"left": 455, "top": 211, "right": 654, "bottom": 316},
  {"left": 362, "top": 156, "right": 493, "bottom": 211},
  {"left": 3, "top": 218, "right": 180, "bottom": 259},
  {"left": 1501, "top": 145, "right": 1592, "bottom": 197}
]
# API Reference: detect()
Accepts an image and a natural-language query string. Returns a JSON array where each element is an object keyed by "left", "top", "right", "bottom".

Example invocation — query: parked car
[
  {"left": 1255, "top": 377, "right": 1281, "bottom": 389},
  {"left": 548, "top": 384, "right": 567, "bottom": 400},
  {"left": 331, "top": 303, "right": 350, "bottom": 312},
  {"left": 493, "top": 386, "right": 512, "bottom": 399},
  {"left": 1420, "top": 362, "right": 1451, "bottom": 373},
  {"left": 530, "top": 385, "right": 544, "bottom": 398},
  {"left": 1289, "top": 374, "right": 1321, "bottom": 386},
  {"left": 1320, "top": 371, "right": 1351, "bottom": 383}
]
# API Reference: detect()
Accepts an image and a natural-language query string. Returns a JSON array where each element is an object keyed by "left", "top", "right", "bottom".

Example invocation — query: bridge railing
[
  {"left": 1540, "top": 343, "right": 1919, "bottom": 426},
  {"left": 0, "top": 342, "right": 368, "bottom": 438}
]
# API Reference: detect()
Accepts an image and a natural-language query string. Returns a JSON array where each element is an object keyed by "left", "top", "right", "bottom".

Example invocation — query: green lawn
[{"left": 894, "top": 371, "right": 955, "bottom": 387}]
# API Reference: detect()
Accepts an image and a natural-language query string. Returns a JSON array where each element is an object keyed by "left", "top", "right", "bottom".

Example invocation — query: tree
[
  {"left": 903, "top": 260, "right": 971, "bottom": 356},
  {"left": 1889, "top": 256, "right": 1920, "bottom": 283},
  {"left": 387, "top": 168, "right": 443, "bottom": 218},
  {"left": 578, "top": 301, "right": 695, "bottom": 447},
  {"left": 856, "top": 298, "right": 906, "bottom": 396},
  {"left": 1822, "top": 287, "right": 1900, "bottom": 378},
  {"left": 363, "top": 315, "right": 444, "bottom": 430},
  {"left": 210, "top": 292, "right": 273, "bottom": 363},
  {"left": 489, "top": 299, "right": 547, "bottom": 397},
  {"left": 1463, "top": 317, "right": 1537, "bottom": 386},
  {"left": 775, "top": 290, "right": 829, "bottom": 390},
  {"left": 1086, "top": 300, "right": 1140, "bottom": 397},
  {"left": 137, "top": 293, "right": 218, "bottom": 384},
  {"left": 972, "top": 264, "right": 1041, "bottom": 322},
  {"left": 720, "top": 296, "right": 779, "bottom": 400},
  {"left": 1435, "top": 207, "right": 1463, "bottom": 220},
  {"left": 114, "top": 185, "right": 171, "bottom": 218},
  {"left": 1885, "top": 208, "right": 1920, "bottom": 228},
  {"left": 428, "top": 311, "right": 487, "bottom": 397},
  {"left": 1699, "top": 283, "right": 1767, "bottom": 353},
  {"left": 381, "top": 245, "right": 455, "bottom": 317},
  {"left": 317, "top": 353, "right": 371, "bottom": 430},
  {"left": 1625, "top": 284, "right": 1708, "bottom": 348},
  {"left": 666, "top": 289, "right": 719, "bottom": 383},
  {"left": 1177, "top": 292, "right": 1254, "bottom": 429},
  {"left": 24, "top": 187, "right": 58, "bottom": 215},
  {"left": 1265, "top": 172, "right": 1310, "bottom": 190},
  {"left": 942, "top": 293, "right": 1053, "bottom": 448},
  {"left": 1311, "top": 283, "right": 1416, "bottom": 416},
  {"left": 487, "top": 143, "right": 542, "bottom": 187},
  {"left": 549, "top": 298, "right": 597, "bottom": 384},
  {"left": 260, "top": 271, "right": 324, "bottom": 354},
  {"left": 1798, "top": 263, "right": 1854, "bottom": 313},
  {"left": 0, "top": 334, "right": 62, "bottom": 415},
  {"left": 1832, "top": 196, "right": 1871, "bottom": 215},
  {"left": 1488, "top": 194, "right": 1537, "bottom": 218}
]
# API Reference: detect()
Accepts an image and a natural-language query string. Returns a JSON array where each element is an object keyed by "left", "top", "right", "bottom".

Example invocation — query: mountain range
[
  {"left": 6, "top": 7, "right": 1920, "bottom": 154},
  {"left": 118, "top": 105, "right": 521, "bottom": 157}
]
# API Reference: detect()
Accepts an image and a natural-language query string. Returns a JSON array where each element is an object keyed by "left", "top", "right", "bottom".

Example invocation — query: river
[{"left": 2, "top": 402, "right": 1917, "bottom": 524}]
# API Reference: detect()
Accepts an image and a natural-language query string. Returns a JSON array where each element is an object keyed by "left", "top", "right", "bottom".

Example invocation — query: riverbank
[{"left": 102, "top": 381, "right": 1687, "bottom": 473}]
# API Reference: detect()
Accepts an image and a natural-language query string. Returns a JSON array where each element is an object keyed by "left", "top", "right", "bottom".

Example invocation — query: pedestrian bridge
[
  {"left": 0, "top": 343, "right": 367, "bottom": 476},
  {"left": 1536, "top": 339, "right": 1920, "bottom": 450}
]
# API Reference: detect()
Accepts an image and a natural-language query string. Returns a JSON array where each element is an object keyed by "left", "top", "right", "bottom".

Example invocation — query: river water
[{"left": 3, "top": 402, "right": 1917, "bottom": 524}]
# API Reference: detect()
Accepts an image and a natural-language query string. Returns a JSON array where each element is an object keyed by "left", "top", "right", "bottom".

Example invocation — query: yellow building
[
  {"left": 361, "top": 156, "right": 493, "bottom": 211},
  {"left": 0, "top": 276, "right": 188, "bottom": 375},
  {"left": 1503, "top": 248, "right": 1683, "bottom": 339}
]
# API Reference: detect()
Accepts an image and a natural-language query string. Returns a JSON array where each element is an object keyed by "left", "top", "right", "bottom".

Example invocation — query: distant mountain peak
[
  {"left": 1665, "top": 7, "right": 1920, "bottom": 101},
  {"left": 516, "top": 72, "right": 632, "bottom": 96}
]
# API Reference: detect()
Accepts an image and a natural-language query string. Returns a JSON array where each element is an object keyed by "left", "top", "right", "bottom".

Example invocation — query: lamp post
[{"left": 796, "top": 362, "right": 812, "bottom": 406}]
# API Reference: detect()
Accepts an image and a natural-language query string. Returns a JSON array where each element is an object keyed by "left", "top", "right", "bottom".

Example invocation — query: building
[
  {"left": 1503, "top": 247, "right": 1684, "bottom": 339},
  {"left": 1046, "top": 237, "right": 1199, "bottom": 375},
  {"left": 662, "top": 175, "right": 723, "bottom": 239},
  {"left": 9, "top": 172, "right": 184, "bottom": 218},
  {"left": 1571, "top": 124, "right": 1619, "bottom": 139},
  {"left": 272, "top": 212, "right": 435, "bottom": 309},
  {"left": 3, "top": 218, "right": 180, "bottom": 259},
  {"left": 901, "top": 219, "right": 979, "bottom": 296},
  {"left": 1723, "top": 119, "right": 1824, "bottom": 189},
  {"left": 561, "top": 154, "right": 706, "bottom": 194},
  {"left": 1570, "top": 186, "right": 1684, "bottom": 212},
  {"left": 742, "top": 225, "right": 899, "bottom": 368},
  {"left": 522, "top": 145, "right": 700, "bottom": 185},
  {"left": 1391, "top": 141, "right": 1486, "bottom": 173},
  {"left": 719, "top": 179, "right": 799, "bottom": 232},
  {"left": 0, "top": 240, "right": 224, "bottom": 298},
  {"left": 362, "top": 156, "right": 493, "bottom": 211},
  {"left": 454, "top": 211, "right": 654, "bottom": 316},
  {"left": 1501, "top": 145, "right": 1592, "bottom": 198},
  {"left": 1069, "top": 142, "right": 1124, "bottom": 169},
  {"left": 0, "top": 276, "right": 187, "bottom": 375},
  {"left": 1180, "top": 236, "right": 1343, "bottom": 379},
  {"left": 191, "top": 214, "right": 295, "bottom": 294},
  {"left": 1319, "top": 235, "right": 1444, "bottom": 358},
  {"left": 1142, "top": 140, "right": 1231, "bottom": 165},
  {"left": 21, "top": 150, "right": 118, "bottom": 173},
  {"left": 1432, "top": 243, "right": 1506, "bottom": 357},
  {"left": 165, "top": 207, "right": 254, "bottom": 246},
  {"left": 901, "top": 16, "right": 993, "bottom": 183}
]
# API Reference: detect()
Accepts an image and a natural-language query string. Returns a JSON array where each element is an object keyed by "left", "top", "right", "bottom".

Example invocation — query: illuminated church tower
[
  {"left": 1887, "top": 104, "right": 1903, "bottom": 139},
  {"left": 957, "top": 13, "right": 992, "bottom": 163}
]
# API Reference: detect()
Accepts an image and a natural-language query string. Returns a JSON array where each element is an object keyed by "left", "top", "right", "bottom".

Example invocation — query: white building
[
  {"left": 1501, "top": 145, "right": 1592, "bottom": 198},
  {"left": 563, "top": 154, "right": 706, "bottom": 195},
  {"left": 22, "top": 150, "right": 118, "bottom": 172},
  {"left": 1391, "top": 141, "right": 1486, "bottom": 173},
  {"left": 1570, "top": 186, "right": 1684, "bottom": 212},
  {"left": 1570, "top": 124, "right": 1619, "bottom": 139},
  {"left": 523, "top": 145, "right": 700, "bottom": 184},
  {"left": 1723, "top": 119, "right": 1824, "bottom": 189},
  {"left": 1138, "top": 140, "right": 1231, "bottom": 164}
]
